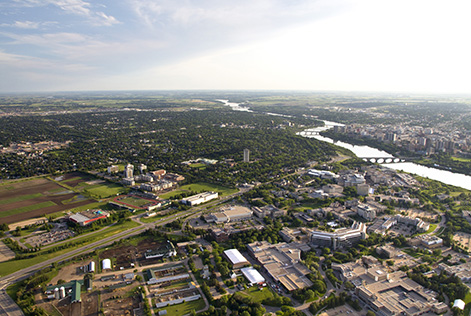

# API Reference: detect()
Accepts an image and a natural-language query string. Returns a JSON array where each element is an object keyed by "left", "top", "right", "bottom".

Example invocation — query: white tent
[
  {"left": 453, "top": 299, "right": 465, "bottom": 310},
  {"left": 241, "top": 267, "right": 265, "bottom": 285},
  {"left": 102, "top": 258, "right": 111, "bottom": 270}
]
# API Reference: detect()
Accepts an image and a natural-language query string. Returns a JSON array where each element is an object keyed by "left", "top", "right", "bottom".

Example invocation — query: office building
[
  {"left": 243, "top": 148, "right": 250, "bottom": 163},
  {"left": 124, "top": 163, "right": 134, "bottom": 178}
]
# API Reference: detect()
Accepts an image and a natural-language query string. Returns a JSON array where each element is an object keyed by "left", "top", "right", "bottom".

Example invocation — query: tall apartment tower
[
  {"left": 124, "top": 163, "right": 134, "bottom": 178},
  {"left": 243, "top": 148, "right": 250, "bottom": 163}
]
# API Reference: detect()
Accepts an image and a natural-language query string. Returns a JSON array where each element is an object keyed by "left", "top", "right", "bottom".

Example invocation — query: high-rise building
[
  {"left": 243, "top": 148, "right": 250, "bottom": 163},
  {"left": 124, "top": 164, "right": 134, "bottom": 179},
  {"left": 138, "top": 163, "right": 147, "bottom": 173}
]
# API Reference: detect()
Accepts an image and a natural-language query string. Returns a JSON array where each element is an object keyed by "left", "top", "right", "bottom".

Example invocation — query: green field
[
  {"left": 415, "top": 223, "right": 437, "bottom": 236},
  {"left": 155, "top": 299, "right": 206, "bottom": 316},
  {"left": 0, "top": 220, "right": 140, "bottom": 277},
  {"left": 464, "top": 291, "right": 471, "bottom": 316},
  {"left": 0, "top": 201, "right": 56, "bottom": 218},
  {"left": 84, "top": 183, "right": 128, "bottom": 199},
  {"left": 118, "top": 196, "right": 153, "bottom": 208},
  {"left": 239, "top": 286, "right": 276, "bottom": 303},
  {"left": 159, "top": 182, "right": 238, "bottom": 199},
  {"left": 0, "top": 193, "right": 43, "bottom": 205}
]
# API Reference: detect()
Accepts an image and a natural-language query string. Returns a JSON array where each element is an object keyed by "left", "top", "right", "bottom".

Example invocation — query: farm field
[
  {"left": 55, "top": 172, "right": 129, "bottom": 199},
  {"left": 0, "top": 176, "right": 96, "bottom": 224},
  {"left": 159, "top": 182, "right": 238, "bottom": 199}
]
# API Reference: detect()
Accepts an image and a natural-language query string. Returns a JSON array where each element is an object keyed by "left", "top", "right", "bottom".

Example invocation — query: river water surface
[{"left": 219, "top": 100, "right": 471, "bottom": 190}]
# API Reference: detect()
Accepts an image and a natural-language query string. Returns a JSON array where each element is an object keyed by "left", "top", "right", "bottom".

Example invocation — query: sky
[{"left": 1, "top": 0, "right": 471, "bottom": 93}]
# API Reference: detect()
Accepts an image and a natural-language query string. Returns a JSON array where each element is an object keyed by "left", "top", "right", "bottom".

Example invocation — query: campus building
[
  {"left": 206, "top": 205, "right": 252, "bottom": 223},
  {"left": 247, "top": 241, "right": 313, "bottom": 291},
  {"left": 68, "top": 210, "right": 109, "bottom": 226},
  {"left": 309, "top": 221, "right": 367, "bottom": 250},
  {"left": 181, "top": 191, "right": 218, "bottom": 206}
]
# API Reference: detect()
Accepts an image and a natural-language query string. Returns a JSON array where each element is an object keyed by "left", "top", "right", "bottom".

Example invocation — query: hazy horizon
[{"left": 2, "top": 0, "right": 471, "bottom": 94}]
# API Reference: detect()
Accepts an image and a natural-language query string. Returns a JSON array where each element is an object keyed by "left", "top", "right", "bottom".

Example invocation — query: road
[{"left": 0, "top": 190, "right": 244, "bottom": 315}]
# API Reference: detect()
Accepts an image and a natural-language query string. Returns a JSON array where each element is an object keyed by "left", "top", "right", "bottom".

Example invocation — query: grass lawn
[
  {"left": 0, "top": 201, "right": 56, "bottom": 218},
  {"left": 418, "top": 224, "right": 437, "bottom": 235},
  {"left": 451, "top": 157, "right": 471, "bottom": 162},
  {"left": 464, "top": 292, "right": 471, "bottom": 316},
  {"left": 155, "top": 298, "right": 205, "bottom": 316},
  {"left": 189, "top": 163, "right": 207, "bottom": 169},
  {"left": 118, "top": 196, "right": 153, "bottom": 208},
  {"left": 67, "top": 201, "right": 110, "bottom": 213},
  {"left": 403, "top": 248, "right": 421, "bottom": 258},
  {"left": 0, "top": 220, "right": 140, "bottom": 277},
  {"left": 239, "top": 286, "right": 275, "bottom": 303},
  {"left": 0, "top": 193, "right": 43, "bottom": 206},
  {"left": 159, "top": 182, "right": 238, "bottom": 199},
  {"left": 84, "top": 183, "right": 128, "bottom": 199}
]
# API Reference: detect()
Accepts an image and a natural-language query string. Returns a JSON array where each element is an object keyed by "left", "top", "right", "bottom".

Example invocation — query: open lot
[
  {"left": 318, "top": 305, "right": 364, "bottom": 316},
  {"left": 0, "top": 240, "right": 16, "bottom": 262},
  {"left": 0, "top": 177, "right": 96, "bottom": 224},
  {"left": 404, "top": 209, "right": 439, "bottom": 221},
  {"left": 454, "top": 232, "right": 471, "bottom": 250},
  {"left": 99, "top": 238, "right": 169, "bottom": 270},
  {"left": 101, "top": 286, "right": 142, "bottom": 316},
  {"left": 112, "top": 194, "right": 161, "bottom": 210}
]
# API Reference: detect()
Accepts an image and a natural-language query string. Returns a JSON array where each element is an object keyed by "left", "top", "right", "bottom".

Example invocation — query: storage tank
[
  {"left": 54, "top": 288, "right": 60, "bottom": 299},
  {"left": 60, "top": 286, "right": 66, "bottom": 299}
]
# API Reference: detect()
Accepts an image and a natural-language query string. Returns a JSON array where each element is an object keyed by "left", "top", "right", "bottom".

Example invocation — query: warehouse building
[{"left": 223, "top": 249, "right": 249, "bottom": 269}]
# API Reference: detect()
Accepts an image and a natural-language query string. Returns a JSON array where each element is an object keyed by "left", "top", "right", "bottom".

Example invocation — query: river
[{"left": 219, "top": 99, "right": 471, "bottom": 190}]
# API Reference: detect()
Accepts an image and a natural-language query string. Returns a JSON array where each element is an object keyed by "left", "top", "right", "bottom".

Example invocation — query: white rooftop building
[
  {"left": 241, "top": 267, "right": 265, "bottom": 286},
  {"left": 102, "top": 258, "right": 111, "bottom": 270},
  {"left": 223, "top": 249, "right": 249, "bottom": 268}
]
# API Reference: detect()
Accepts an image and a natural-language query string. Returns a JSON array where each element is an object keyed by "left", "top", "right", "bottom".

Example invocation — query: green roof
[{"left": 71, "top": 280, "right": 81, "bottom": 303}]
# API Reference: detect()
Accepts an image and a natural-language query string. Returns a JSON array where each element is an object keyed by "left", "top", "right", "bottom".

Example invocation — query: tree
[{"left": 366, "top": 310, "right": 376, "bottom": 316}]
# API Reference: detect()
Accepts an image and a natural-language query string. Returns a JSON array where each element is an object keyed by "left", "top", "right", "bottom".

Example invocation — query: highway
[{"left": 0, "top": 190, "right": 244, "bottom": 315}]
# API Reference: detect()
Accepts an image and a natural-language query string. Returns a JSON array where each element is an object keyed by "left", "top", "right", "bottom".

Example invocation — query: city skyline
[{"left": 1, "top": 0, "right": 471, "bottom": 94}]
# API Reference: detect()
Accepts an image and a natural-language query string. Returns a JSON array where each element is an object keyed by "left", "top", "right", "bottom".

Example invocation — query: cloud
[
  {"left": 13, "top": 21, "right": 39, "bottom": 29},
  {"left": 9, "top": 0, "right": 119, "bottom": 26}
]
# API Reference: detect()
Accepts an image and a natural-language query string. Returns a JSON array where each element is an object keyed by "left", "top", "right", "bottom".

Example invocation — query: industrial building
[
  {"left": 309, "top": 221, "right": 367, "bottom": 250},
  {"left": 247, "top": 241, "right": 313, "bottom": 291},
  {"left": 144, "top": 241, "right": 177, "bottom": 259},
  {"left": 181, "top": 191, "right": 218, "bottom": 206},
  {"left": 68, "top": 210, "right": 109, "bottom": 226},
  {"left": 223, "top": 249, "right": 249, "bottom": 269}
]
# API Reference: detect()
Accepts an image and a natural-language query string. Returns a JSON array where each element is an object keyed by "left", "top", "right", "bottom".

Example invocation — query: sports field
[{"left": 0, "top": 177, "right": 96, "bottom": 224}]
